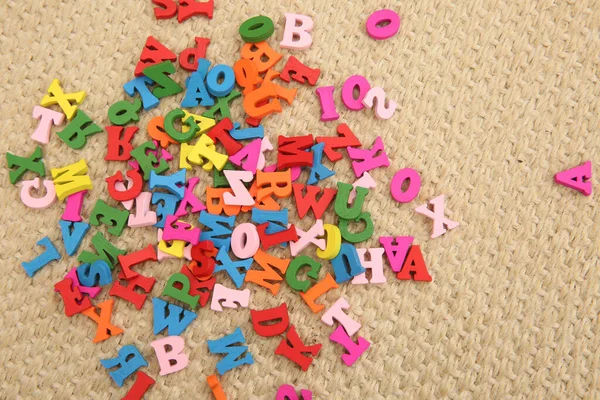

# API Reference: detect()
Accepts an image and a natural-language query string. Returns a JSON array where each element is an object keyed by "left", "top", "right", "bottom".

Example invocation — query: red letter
[
  {"left": 275, "top": 325, "right": 321, "bottom": 371},
  {"left": 292, "top": 183, "right": 337, "bottom": 219},
  {"left": 280, "top": 56, "right": 320, "bottom": 86},
  {"left": 396, "top": 245, "right": 432, "bottom": 282},
  {"left": 277, "top": 135, "right": 313, "bottom": 169},
  {"left": 179, "top": 37, "right": 210, "bottom": 71},
  {"left": 134, "top": 36, "right": 177, "bottom": 77},
  {"left": 118, "top": 245, "right": 158, "bottom": 280},
  {"left": 122, "top": 371, "right": 155, "bottom": 400},
  {"left": 109, "top": 272, "right": 156, "bottom": 310},
  {"left": 178, "top": 0, "right": 214, "bottom": 23},
  {"left": 54, "top": 278, "right": 92, "bottom": 317},
  {"left": 152, "top": 0, "right": 177, "bottom": 20},
  {"left": 105, "top": 126, "right": 137, "bottom": 161},
  {"left": 251, "top": 304, "right": 289, "bottom": 337},
  {"left": 315, "top": 123, "right": 361, "bottom": 163}
]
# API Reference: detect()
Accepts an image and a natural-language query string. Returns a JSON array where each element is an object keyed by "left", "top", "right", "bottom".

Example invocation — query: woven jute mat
[{"left": 1, "top": 0, "right": 599, "bottom": 398}]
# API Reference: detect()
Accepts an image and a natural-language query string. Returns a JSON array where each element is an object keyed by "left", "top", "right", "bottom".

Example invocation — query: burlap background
[{"left": 1, "top": 0, "right": 599, "bottom": 398}]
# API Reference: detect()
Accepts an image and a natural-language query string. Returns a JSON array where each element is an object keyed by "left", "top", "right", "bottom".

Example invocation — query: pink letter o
[
  {"left": 341, "top": 75, "right": 371, "bottom": 111},
  {"left": 366, "top": 10, "right": 401, "bottom": 40},
  {"left": 390, "top": 168, "right": 421, "bottom": 203},
  {"left": 231, "top": 223, "right": 260, "bottom": 259}
]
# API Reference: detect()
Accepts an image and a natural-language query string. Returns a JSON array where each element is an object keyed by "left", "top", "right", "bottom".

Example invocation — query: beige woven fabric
[{"left": 1, "top": 0, "right": 599, "bottom": 398}]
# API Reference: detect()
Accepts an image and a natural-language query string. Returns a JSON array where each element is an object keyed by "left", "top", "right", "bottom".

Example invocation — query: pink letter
[
  {"left": 347, "top": 136, "right": 390, "bottom": 178},
  {"left": 379, "top": 236, "right": 413, "bottom": 272},
  {"left": 348, "top": 172, "right": 376, "bottom": 202},
  {"left": 554, "top": 161, "right": 592, "bottom": 196},
  {"left": 128, "top": 192, "right": 158, "bottom": 228},
  {"left": 365, "top": 9, "right": 401, "bottom": 40},
  {"left": 352, "top": 247, "right": 386, "bottom": 284},
  {"left": 290, "top": 220, "right": 326, "bottom": 257},
  {"left": 62, "top": 190, "right": 86, "bottom": 222},
  {"left": 151, "top": 336, "right": 189, "bottom": 376},
  {"left": 31, "top": 105, "right": 64, "bottom": 144},
  {"left": 276, "top": 384, "right": 313, "bottom": 400},
  {"left": 341, "top": 75, "right": 370, "bottom": 111},
  {"left": 390, "top": 168, "right": 421, "bottom": 203},
  {"left": 257, "top": 137, "right": 273, "bottom": 171},
  {"left": 329, "top": 325, "right": 370, "bottom": 366},
  {"left": 175, "top": 177, "right": 206, "bottom": 217},
  {"left": 231, "top": 223, "right": 260, "bottom": 259},
  {"left": 223, "top": 170, "right": 255, "bottom": 206},
  {"left": 415, "top": 195, "right": 459, "bottom": 239},
  {"left": 280, "top": 13, "right": 314, "bottom": 50},
  {"left": 20, "top": 177, "right": 56, "bottom": 209},
  {"left": 362, "top": 87, "right": 397, "bottom": 119},
  {"left": 321, "top": 298, "right": 361, "bottom": 336},
  {"left": 211, "top": 284, "right": 250, "bottom": 312},
  {"left": 229, "top": 139, "right": 261, "bottom": 174},
  {"left": 162, "top": 215, "right": 200, "bottom": 244},
  {"left": 315, "top": 86, "right": 339, "bottom": 122}
]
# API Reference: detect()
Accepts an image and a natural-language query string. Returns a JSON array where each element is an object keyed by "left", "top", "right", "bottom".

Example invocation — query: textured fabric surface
[{"left": 1, "top": 0, "right": 599, "bottom": 398}]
